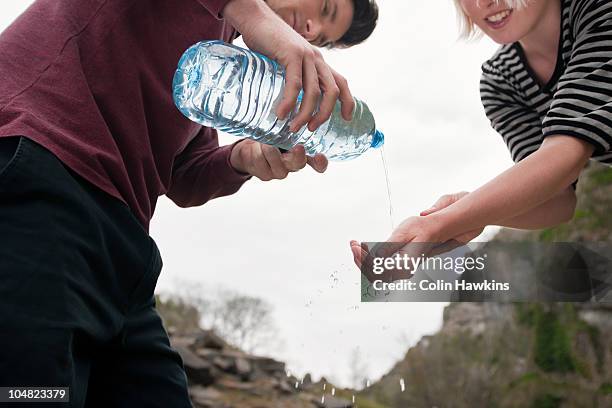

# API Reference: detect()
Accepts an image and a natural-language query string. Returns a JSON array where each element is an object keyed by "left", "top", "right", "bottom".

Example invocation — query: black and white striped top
[{"left": 480, "top": 0, "right": 612, "bottom": 166}]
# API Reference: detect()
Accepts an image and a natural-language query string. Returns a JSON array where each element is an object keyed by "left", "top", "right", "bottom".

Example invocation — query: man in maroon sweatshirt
[{"left": 0, "top": 0, "right": 377, "bottom": 406}]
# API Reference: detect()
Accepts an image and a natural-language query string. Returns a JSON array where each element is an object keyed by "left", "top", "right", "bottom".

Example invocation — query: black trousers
[{"left": 0, "top": 136, "right": 192, "bottom": 407}]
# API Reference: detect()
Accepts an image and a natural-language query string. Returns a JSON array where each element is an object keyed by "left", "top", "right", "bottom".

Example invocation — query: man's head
[{"left": 266, "top": 0, "right": 378, "bottom": 48}]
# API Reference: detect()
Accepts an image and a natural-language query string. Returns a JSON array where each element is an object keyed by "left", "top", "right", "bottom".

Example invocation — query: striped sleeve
[
  {"left": 542, "top": 1, "right": 612, "bottom": 155},
  {"left": 480, "top": 67, "right": 543, "bottom": 163}
]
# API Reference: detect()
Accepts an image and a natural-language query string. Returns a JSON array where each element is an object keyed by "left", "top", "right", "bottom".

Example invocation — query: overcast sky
[{"left": 1, "top": 0, "right": 511, "bottom": 388}]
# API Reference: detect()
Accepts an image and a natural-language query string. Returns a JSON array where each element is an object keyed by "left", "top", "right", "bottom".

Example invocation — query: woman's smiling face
[
  {"left": 266, "top": 0, "right": 354, "bottom": 48},
  {"left": 458, "top": 0, "right": 553, "bottom": 44}
]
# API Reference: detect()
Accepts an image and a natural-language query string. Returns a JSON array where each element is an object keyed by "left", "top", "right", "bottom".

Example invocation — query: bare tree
[
  {"left": 208, "top": 290, "right": 279, "bottom": 354},
  {"left": 177, "top": 283, "right": 282, "bottom": 355},
  {"left": 154, "top": 293, "right": 202, "bottom": 334}
]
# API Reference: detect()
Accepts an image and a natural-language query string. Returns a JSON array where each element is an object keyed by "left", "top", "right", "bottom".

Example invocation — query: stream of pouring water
[{"left": 380, "top": 147, "right": 395, "bottom": 231}]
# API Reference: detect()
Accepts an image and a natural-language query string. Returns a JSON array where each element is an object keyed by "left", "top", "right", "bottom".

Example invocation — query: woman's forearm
[
  {"left": 494, "top": 186, "right": 576, "bottom": 229},
  {"left": 432, "top": 135, "right": 592, "bottom": 239}
]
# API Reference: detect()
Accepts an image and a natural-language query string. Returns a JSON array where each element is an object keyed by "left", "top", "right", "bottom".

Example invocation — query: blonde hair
[{"left": 453, "top": 0, "right": 527, "bottom": 40}]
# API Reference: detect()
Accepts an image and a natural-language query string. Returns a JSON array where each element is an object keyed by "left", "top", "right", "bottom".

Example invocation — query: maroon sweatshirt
[{"left": 0, "top": 0, "right": 251, "bottom": 231}]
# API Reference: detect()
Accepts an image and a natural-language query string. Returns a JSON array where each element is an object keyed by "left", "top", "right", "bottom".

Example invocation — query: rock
[
  {"left": 314, "top": 395, "right": 353, "bottom": 408},
  {"left": 579, "top": 307, "right": 612, "bottom": 329},
  {"left": 220, "top": 349, "right": 249, "bottom": 359},
  {"left": 276, "top": 379, "right": 295, "bottom": 395},
  {"left": 194, "top": 330, "right": 228, "bottom": 350},
  {"left": 302, "top": 373, "right": 312, "bottom": 385},
  {"left": 195, "top": 348, "right": 221, "bottom": 359},
  {"left": 189, "top": 386, "right": 227, "bottom": 408},
  {"left": 212, "top": 356, "right": 233, "bottom": 372},
  {"left": 233, "top": 357, "right": 252, "bottom": 381},
  {"left": 175, "top": 345, "right": 217, "bottom": 386},
  {"left": 217, "top": 377, "right": 256, "bottom": 391},
  {"left": 170, "top": 335, "right": 198, "bottom": 349},
  {"left": 248, "top": 356, "right": 286, "bottom": 376}
]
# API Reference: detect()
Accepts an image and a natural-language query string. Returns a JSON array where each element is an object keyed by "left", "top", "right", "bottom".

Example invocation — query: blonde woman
[{"left": 351, "top": 0, "right": 612, "bottom": 271}]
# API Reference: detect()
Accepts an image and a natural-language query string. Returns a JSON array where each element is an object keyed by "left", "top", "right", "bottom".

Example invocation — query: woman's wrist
[{"left": 428, "top": 205, "right": 479, "bottom": 242}]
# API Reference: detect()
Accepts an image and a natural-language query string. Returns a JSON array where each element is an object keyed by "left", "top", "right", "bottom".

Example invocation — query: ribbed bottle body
[{"left": 173, "top": 41, "right": 383, "bottom": 161}]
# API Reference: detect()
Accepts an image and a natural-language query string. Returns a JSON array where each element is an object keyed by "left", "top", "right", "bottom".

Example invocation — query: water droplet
[
  {"left": 330, "top": 271, "right": 340, "bottom": 288},
  {"left": 332, "top": 387, "right": 335, "bottom": 396},
  {"left": 366, "top": 379, "right": 370, "bottom": 388},
  {"left": 323, "top": 383, "right": 326, "bottom": 391},
  {"left": 295, "top": 381, "right": 299, "bottom": 389},
  {"left": 321, "top": 395, "right": 325, "bottom": 404},
  {"left": 352, "top": 395, "right": 355, "bottom": 403},
  {"left": 400, "top": 377, "right": 405, "bottom": 392}
]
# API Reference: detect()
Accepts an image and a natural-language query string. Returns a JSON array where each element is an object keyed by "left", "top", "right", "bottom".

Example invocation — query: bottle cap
[{"left": 371, "top": 130, "right": 385, "bottom": 149}]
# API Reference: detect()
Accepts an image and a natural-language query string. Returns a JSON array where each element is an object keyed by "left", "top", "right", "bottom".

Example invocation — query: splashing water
[
  {"left": 380, "top": 147, "right": 395, "bottom": 230},
  {"left": 330, "top": 271, "right": 339, "bottom": 288}
]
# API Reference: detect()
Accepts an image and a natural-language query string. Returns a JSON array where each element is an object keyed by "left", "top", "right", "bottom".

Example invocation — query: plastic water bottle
[{"left": 173, "top": 41, "right": 384, "bottom": 161}]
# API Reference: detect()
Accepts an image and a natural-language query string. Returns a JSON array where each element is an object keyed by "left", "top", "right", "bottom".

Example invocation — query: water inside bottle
[
  {"left": 380, "top": 146, "right": 395, "bottom": 231},
  {"left": 173, "top": 41, "right": 383, "bottom": 161}
]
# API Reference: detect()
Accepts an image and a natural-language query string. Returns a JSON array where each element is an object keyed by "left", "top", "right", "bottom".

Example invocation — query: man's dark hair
[{"left": 335, "top": 0, "right": 379, "bottom": 48}]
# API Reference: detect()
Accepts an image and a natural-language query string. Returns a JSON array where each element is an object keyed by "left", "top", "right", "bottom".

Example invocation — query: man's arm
[
  {"left": 166, "top": 128, "right": 251, "bottom": 208},
  {"left": 166, "top": 128, "right": 329, "bottom": 208}
]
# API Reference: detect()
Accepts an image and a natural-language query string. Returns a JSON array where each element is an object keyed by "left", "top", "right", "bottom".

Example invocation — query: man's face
[
  {"left": 266, "top": 0, "right": 354, "bottom": 47},
  {"left": 459, "top": 0, "right": 553, "bottom": 44}
]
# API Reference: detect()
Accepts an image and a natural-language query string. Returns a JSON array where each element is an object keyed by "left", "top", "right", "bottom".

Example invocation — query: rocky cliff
[
  {"left": 362, "top": 162, "right": 612, "bottom": 407},
  {"left": 363, "top": 302, "right": 611, "bottom": 407},
  {"left": 162, "top": 327, "right": 383, "bottom": 408}
]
